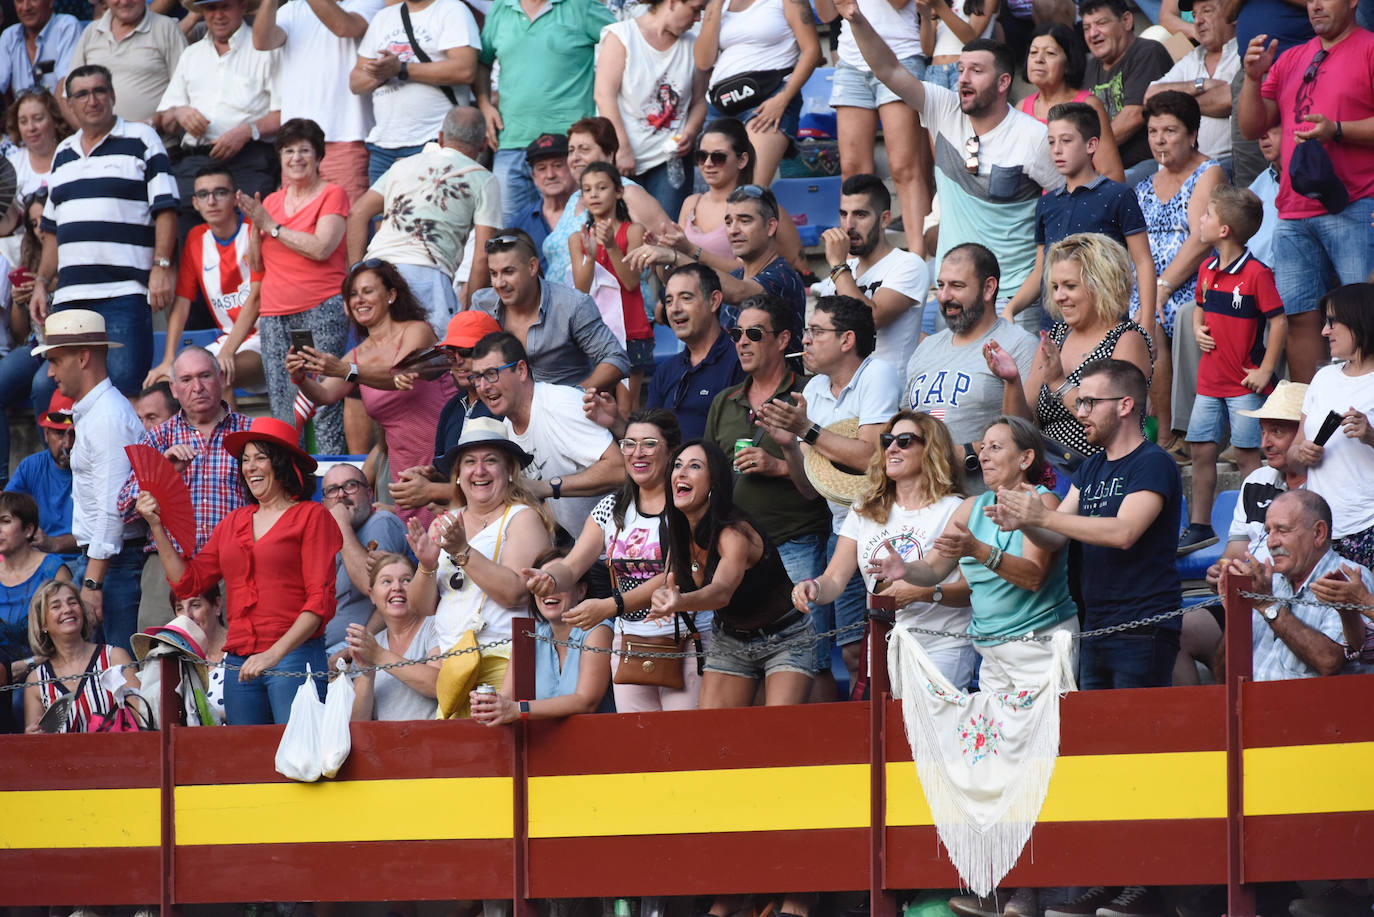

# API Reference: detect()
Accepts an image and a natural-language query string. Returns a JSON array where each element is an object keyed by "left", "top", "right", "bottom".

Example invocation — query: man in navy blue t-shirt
[{"left": 987, "top": 358, "right": 1182, "bottom": 689}]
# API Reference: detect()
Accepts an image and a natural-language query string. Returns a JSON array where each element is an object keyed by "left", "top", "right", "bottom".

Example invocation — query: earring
[
  {"left": 508, "top": 476, "right": 513, "bottom": 483},
  {"left": 1020, "top": 463, "right": 1028, "bottom": 470}
]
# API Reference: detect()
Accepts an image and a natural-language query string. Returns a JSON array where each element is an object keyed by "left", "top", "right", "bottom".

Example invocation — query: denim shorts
[
  {"left": 706, "top": 615, "right": 819, "bottom": 679},
  {"left": 1272, "top": 198, "right": 1374, "bottom": 315},
  {"left": 627, "top": 335, "right": 657, "bottom": 374},
  {"left": 707, "top": 89, "right": 802, "bottom": 140},
  {"left": 925, "top": 61, "right": 960, "bottom": 90},
  {"left": 830, "top": 55, "right": 926, "bottom": 110},
  {"left": 1185, "top": 391, "right": 1263, "bottom": 448}
]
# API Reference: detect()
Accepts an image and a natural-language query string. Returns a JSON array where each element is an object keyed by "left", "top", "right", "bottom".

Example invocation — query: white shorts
[{"left": 205, "top": 332, "right": 267, "bottom": 393}]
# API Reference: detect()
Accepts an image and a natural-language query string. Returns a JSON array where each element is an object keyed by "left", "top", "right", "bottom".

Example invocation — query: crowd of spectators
[{"left": 0, "top": 0, "right": 1369, "bottom": 862}]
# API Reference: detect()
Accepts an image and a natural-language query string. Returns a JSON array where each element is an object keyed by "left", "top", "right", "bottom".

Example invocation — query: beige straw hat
[
  {"left": 803, "top": 417, "right": 878, "bottom": 506},
  {"left": 1238, "top": 380, "right": 1308, "bottom": 422}
]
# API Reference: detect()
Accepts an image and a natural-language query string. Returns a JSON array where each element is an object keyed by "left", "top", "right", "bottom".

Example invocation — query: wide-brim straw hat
[
  {"left": 1238, "top": 380, "right": 1308, "bottom": 422},
  {"left": 32, "top": 309, "right": 126, "bottom": 356},
  {"left": 438, "top": 416, "right": 534, "bottom": 478},
  {"left": 223, "top": 416, "right": 317, "bottom": 472},
  {"left": 131, "top": 614, "right": 211, "bottom": 688},
  {"left": 803, "top": 417, "right": 878, "bottom": 506}
]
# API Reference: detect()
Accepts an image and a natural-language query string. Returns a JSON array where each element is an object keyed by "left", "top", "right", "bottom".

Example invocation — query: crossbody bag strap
[{"left": 399, "top": 4, "right": 460, "bottom": 107}]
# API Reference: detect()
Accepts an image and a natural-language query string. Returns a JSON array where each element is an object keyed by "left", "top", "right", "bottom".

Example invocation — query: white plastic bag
[
  {"left": 319, "top": 658, "right": 354, "bottom": 779},
  {"left": 274, "top": 664, "right": 324, "bottom": 783}
]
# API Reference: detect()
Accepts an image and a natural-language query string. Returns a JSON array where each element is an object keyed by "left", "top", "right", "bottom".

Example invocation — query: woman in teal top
[{"left": 868, "top": 415, "right": 1078, "bottom": 690}]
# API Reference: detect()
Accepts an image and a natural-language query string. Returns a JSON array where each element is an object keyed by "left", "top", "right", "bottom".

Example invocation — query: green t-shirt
[
  {"left": 480, "top": 0, "right": 614, "bottom": 149},
  {"left": 704, "top": 372, "right": 833, "bottom": 545}
]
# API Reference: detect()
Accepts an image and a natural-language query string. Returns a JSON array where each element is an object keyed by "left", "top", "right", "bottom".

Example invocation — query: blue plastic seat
[
  {"left": 798, "top": 67, "right": 836, "bottom": 139},
  {"left": 771, "top": 175, "right": 842, "bottom": 247},
  {"left": 1177, "top": 488, "right": 1240, "bottom": 582}
]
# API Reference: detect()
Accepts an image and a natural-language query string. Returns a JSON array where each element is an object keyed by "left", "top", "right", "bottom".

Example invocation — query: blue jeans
[
  {"left": 366, "top": 142, "right": 425, "bottom": 186},
  {"left": 1078, "top": 627, "right": 1179, "bottom": 690},
  {"left": 493, "top": 149, "right": 539, "bottom": 229},
  {"left": 224, "top": 637, "right": 327, "bottom": 725},
  {"left": 925, "top": 61, "right": 959, "bottom": 90},
  {"left": 635, "top": 157, "right": 691, "bottom": 224},
  {"left": 813, "top": 531, "right": 868, "bottom": 670},
  {"left": 393, "top": 262, "right": 458, "bottom": 336},
  {"left": 32, "top": 295, "right": 153, "bottom": 399},
  {"left": 96, "top": 540, "right": 147, "bottom": 653},
  {"left": 777, "top": 533, "right": 828, "bottom": 671},
  {"left": 1272, "top": 197, "right": 1374, "bottom": 315},
  {"left": 0, "top": 343, "right": 42, "bottom": 483}
]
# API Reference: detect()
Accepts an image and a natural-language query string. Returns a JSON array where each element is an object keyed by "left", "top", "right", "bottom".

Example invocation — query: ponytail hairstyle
[{"left": 580, "top": 161, "right": 631, "bottom": 223}]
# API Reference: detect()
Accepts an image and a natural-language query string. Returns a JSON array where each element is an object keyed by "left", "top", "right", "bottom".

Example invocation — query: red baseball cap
[
  {"left": 441, "top": 311, "right": 502, "bottom": 350},
  {"left": 38, "top": 391, "right": 74, "bottom": 430}
]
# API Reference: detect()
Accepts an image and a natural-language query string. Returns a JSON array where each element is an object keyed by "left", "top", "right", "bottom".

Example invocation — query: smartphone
[
  {"left": 289, "top": 329, "right": 315, "bottom": 352},
  {"left": 8, "top": 266, "right": 33, "bottom": 288},
  {"left": 1313, "top": 410, "right": 1343, "bottom": 447}
]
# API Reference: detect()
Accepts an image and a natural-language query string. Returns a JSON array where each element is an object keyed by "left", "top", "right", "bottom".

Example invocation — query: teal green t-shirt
[
  {"left": 960, "top": 488, "right": 1076, "bottom": 644},
  {"left": 480, "top": 0, "right": 615, "bottom": 149}
]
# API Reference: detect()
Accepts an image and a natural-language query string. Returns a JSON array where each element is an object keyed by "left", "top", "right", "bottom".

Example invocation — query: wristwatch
[
  {"left": 1259, "top": 602, "right": 1280, "bottom": 622},
  {"left": 963, "top": 443, "right": 981, "bottom": 474},
  {"left": 1194, "top": 75, "right": 1206, "bottom": 95},
  {"left": 82, "top": 578, "right": 103, "bottom": 592},
  {"left": 451, "top": 548, "right": 472, "bottom": 567},
  {"left": 153, "top": 256, "right": 173, "bottom": 269},
  {"left": 398, "top": 61, "right": 410, "bottom": 82},
  {"left": 345, "top": 363, "right": 359, "bottom": 383},
  {"left": 270, "top": 224, "right": 281, "bottom": 239},
  {"left": 802, "top": 422, "right": 821, "bottom": 445},
  {"left": 931, "top": 584, "right": 944, "bottom": 604},
  {"left": 549, "top": 476, "right": 563, "bottom": 499},
  {"left": 518, "top": 700, "right": 531, "bottom": 720}
]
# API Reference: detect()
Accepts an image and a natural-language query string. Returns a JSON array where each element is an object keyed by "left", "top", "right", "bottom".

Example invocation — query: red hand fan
[{"left": 125, "top": 444, "right": 197, "bottom": 558}]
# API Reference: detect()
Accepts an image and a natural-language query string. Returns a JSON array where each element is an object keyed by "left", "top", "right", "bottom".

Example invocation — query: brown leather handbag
[{"left": 607, "top": 527, "right": 701, "bottom": 689}]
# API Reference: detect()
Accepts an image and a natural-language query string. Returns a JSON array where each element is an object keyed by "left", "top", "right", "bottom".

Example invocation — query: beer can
[
  {"left": 474, "top": 684, "right": 498, "bottom": 696},
  {"left": 733, "top": 438, "right": 752, "bottom": 456}
]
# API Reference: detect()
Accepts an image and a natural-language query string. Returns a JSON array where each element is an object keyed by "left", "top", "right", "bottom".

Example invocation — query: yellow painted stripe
[
  {"left": 1, "top": 788, "right": 160, "bottom": 849},
  {"left": 1245, "top": 741, "right": 1374, "bottom": 816},
  {"left": 175, "top": 777, "right": 513, "bottom": 845},
  {"left": 529, "top": 764, "right": 870, "bottom": 838},
  {"left": 887, "top": 751, "right": 1227, "bottom": 826}
]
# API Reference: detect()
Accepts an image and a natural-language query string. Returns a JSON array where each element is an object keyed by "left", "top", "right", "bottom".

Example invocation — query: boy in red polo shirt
[{"left": 1180, "top": 185, "right": 1287, "bottom": 554}]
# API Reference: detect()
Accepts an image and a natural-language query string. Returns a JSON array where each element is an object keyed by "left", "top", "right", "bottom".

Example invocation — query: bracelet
[
  {"left": 1052, "top": 378, "right": 1073, "bottom": 401},
  {"left": 416, "top": 563, "right": 437, "bottom": 577},
  {"left": 982, "top": 545, "right": 1003, "bottom": 571},
  {"left": 613, "top": 592, "right": 626, "bottom": 617},
  {"left": 1335, "top": 120, "right": 1343, "bottom": 142},
  {"left": 691, "top": 245, "right": 703, "bottom": 260},
  {"left": 1157, "top": 279, "right": 1175, "bottom": 292},
  {"left": 829, "top": 263, "right": 851, "bottom": 281}
]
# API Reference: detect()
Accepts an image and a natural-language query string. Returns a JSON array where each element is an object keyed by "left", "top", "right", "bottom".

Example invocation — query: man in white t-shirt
[
  {"left": 903, "top": 243, "right": 1037, "bottom": 494},
  {"left": 811, "top": 173, "right": 928, "bottom": 389},
  {"left": 349, "top": 0, "right": 481, "bottom": 185},
  {"left": 1144, "top": 0, "right": 1240, "bottom": 167},
  {"left": 347, "top": 106, "right": 501, "bottom": 330},
  {"left": 470, "top": 331, "right": 624, "bottom": 539},
  {"left": 251, "top": 0, "right": 385, "bottom": 204},
  {"left": 836, "top": 0, "right": 1062, "bottom": 333}
]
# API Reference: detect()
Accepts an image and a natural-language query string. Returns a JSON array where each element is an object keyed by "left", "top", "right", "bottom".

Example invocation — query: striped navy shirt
[{"left": 41, "top": 118, "right": 179, "bottom": 306}]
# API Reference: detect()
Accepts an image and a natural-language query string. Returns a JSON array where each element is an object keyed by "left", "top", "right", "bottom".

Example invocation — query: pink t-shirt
[
  {"left": 1261, "top": 29, "right": 1374, "bottom": 219},
  {"left": 259, "top": 183, "right": 350, "bottom": 316}
]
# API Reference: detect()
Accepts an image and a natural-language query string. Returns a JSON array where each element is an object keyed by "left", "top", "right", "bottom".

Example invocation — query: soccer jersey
[{"left": 174, "top": 219, "right": 260, "bottom": 339}]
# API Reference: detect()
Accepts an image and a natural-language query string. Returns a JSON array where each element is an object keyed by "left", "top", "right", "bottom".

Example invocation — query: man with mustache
[
  {"left": 1223, "top": 489, "right": 1372, "bottom": 680},
  {"left": 811, "top": 173, "right": 927, "bottom": 389}
]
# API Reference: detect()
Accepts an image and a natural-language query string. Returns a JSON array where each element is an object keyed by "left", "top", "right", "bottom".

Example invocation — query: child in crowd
[
  {"left": 1003, "top": 101, "right": 1157, "bottom": 331},
  {"left": 1179, "top": 185, "right": 1287, "bottom": 554},
  {"left": 1245, "top": 124, "right": 1283, "bottom": 265},
  {"left": 569, "top": 162, "right": 652, "bottom": 412}
]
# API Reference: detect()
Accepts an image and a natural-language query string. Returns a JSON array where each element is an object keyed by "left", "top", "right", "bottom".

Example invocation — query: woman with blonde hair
[
  {"left": 986, "top": 232, "right": 1153, "bottom": 471},
  {"left": 349, "top": 553, "right": 442, "bottom": 722},
  {"left": 792, "top": 410, "right": 976, "bottom": 688},
  {"left": 406, "top": 417, "right": 552, "bottom": 715},
  {"left": 24, "top": 580, "right": 138, "bottom": 733}
]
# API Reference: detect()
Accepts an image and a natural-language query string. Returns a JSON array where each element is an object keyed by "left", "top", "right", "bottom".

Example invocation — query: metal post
[
  {"left": 868, "top": 597, "right": 898, "bottom": 917},
  {"left": 158, "top": 654, "right": 182, "bottom": 917},
  {"left": 511, "top": 617, "right": 536, "bottom": 917},
  {"left": 1221, "top": 571, "right": 1255, "bottom": 917}
]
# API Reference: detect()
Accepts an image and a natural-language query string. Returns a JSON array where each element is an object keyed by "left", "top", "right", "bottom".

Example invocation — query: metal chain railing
[{"left": 11, "top": 589, "right": 1370, "bottom": 696}]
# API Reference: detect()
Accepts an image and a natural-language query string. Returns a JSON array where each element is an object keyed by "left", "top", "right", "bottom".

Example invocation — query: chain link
[
  {"left": 1240, "top": 590, "right": 1374, "bottom": 613},
  {"left": 532, "top": 621, "right": 868, "bottom": 661}
]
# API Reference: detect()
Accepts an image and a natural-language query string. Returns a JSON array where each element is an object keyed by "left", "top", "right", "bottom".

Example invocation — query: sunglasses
[
  {"left": 728, "top": 326, "right": 780, "bottom": 343},
  {"left": 1303, "top": 48, "right": 1328, "bottom": 83},
  {"left": 485, "top": 234, "right": 524, "bottom": 253},
  {"left": 693, "top": 150, "right": 731, "bottom": 167},
  {"left": 734, "top": 184, "right": 765, "bottom": 199},
  {"left": 964, "top": 135, "right": 981, "bottom": 174},
  {"left": 880, "top": 432, "right": 926, "bottom": 450},
  {"left": 350, "top": 257, "right": 385, "bottom": 272}
]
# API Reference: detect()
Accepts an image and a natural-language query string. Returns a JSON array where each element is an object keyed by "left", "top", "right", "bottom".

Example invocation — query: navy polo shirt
[
  {"left": 646, "top": 328, "right": 745, "bottom": 441},
  {"left": 1034, "top": 174, "right": 1147, "bottom": 249}
]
